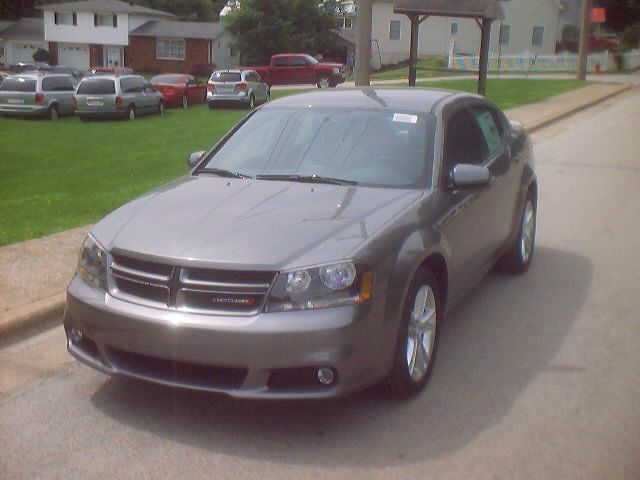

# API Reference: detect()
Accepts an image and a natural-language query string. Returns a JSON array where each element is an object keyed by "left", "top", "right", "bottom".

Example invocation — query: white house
[
  {"left": 0, "top": 18, "right": 48, "bottom": 66},
  {"left": 359, "top": 0, "right": 563, "bottom": 66},
  {"left": 37, "top": 0, "right": 173, "bottom": 70}
]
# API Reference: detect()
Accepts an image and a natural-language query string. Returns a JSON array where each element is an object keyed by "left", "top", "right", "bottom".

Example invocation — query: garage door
[
  {"left": 14, "top": 43, "right": 46, "bottom": 64},
  {"left": 58, "top": 44, "right": 90, "bottom": 70}
]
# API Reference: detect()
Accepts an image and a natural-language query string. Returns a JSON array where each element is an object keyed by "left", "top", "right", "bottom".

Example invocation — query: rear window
[
  {"left": 77, "top": 79, "right": 116, "bottom": 94},
  {"left": 42, "top": 76, "right": 74, "bottom": 92},
  {"left": 0, "top": 78, "right": 37, "bottom": 92},
  {"left": 211, "top": 72, "right": 241, "bottom": 82}
]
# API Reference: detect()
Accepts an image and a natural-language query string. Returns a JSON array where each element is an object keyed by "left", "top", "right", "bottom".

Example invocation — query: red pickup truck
[{"left": 243, "top": 53, "right": 347, "bottom": 88}]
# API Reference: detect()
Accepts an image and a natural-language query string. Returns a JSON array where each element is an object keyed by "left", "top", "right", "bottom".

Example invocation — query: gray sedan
[{"left": 64, "top": 88, "right": 537, "bottom": 399}]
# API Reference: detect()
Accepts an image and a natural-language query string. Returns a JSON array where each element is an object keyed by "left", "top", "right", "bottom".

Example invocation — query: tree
[
  {"left": 32, "top": 47, "right": 51, "bottom": 63},
  {"left": 223, "top": 0, "right": 340, "bottom": 64}
]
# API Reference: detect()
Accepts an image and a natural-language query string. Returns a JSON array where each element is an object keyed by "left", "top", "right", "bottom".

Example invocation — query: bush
[
  {"left": 621, "top": 24, "right": 640, "bottom": 50},
  {"left": 32, "top": 48, "right": 51, "bottom": 63}
]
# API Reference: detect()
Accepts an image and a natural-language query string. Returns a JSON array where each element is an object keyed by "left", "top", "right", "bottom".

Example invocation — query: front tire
[
  {"left": 158, "top": 101, "right": 165, "bottom": 115},
  {"left": 496, "top": 189, "right": 537, "bottom": 274},
  {"left": 317, "top": 75, "right": 330, "bottom": 89},
  {"left": 181, "top": 95, "right": 188, "bottom": 109},
  {"left": 383, "top": 268, "right": 440, "bottom": 398},
  {"left": 247, "top": 94, "right": 255, "bottom": 110}
]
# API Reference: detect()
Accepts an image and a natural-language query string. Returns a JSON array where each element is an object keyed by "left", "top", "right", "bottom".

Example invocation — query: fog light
[
  {"left": 69, "top": 328, "right": 83, "bottom": 343},
  {"left": 317, "top": 367, "right": 335, "bottom": 385}
]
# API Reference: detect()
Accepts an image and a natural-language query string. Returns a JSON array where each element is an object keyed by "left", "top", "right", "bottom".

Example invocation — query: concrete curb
[
  {"left": 0, "top": 82, "right": 633, "bottom": 347},
  {"left": 0, "top": 293, "right": 66, "bottom": 346},
  {"left": 524, "top": 84, "right": 633, "bottom": 132}
]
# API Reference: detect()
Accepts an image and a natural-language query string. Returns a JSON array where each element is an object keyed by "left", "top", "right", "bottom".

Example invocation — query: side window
[
  {"left": 291, "top": 56, "right": 307, "bottom": 67},
  {"left": 42, "top": 77, "right": 74, "bottom": 91},
  {"left": 273, "top": 57, "right": 288, "bottom": 67},
  {"left": 246, "top": 72, "right": 257, "bottom": 82},
  {"left": 121, "top": 77, "right": 144, "bottom": 93},
  {"left": 471, "top": 107, "right": 504, "bottom": 156},
  {"left": 443, "top": 109, "right": 486, "bottom": 170}
]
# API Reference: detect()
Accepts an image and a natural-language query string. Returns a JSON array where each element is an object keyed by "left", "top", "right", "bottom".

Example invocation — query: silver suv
[
  {"left": 0, "top": 73, "right": 76, "bottom": 120},
  {"left": 207, "top": 69, "right": 270, "bottom": 109},
  {"left": 75, "top": 74, "right": 164, "bottom": 121}
]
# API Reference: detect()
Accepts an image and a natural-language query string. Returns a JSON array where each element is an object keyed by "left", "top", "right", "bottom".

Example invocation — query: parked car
[
  {"left": 8, "top": 62, "right": 52, "bottom": 73},
  {"left": 50, "top": 65, "right": 83, "bottom": 85},
  {"left": 206, "top": 69, "right": 270, "bottom": 109},
  {"left": 242, "top": 53, "right": 347, "bottom": 88},
  {"left": 0, "top": 72, "right": 76, "bottom": 120},
  {"left": 0, "top": 71, "right": 10, "bottom": 85},
  {"left": 150, "top": 74, "right": 206, "bottom": 108},
  {"left": 64, "top": 88, "right": 537, "bottom": 399},
  {"left": 74, "top": 74, "right": 164, "bottom": 121}
]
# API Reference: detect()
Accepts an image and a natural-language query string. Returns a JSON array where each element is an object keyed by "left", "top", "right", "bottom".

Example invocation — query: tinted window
[
  {"left": 471, "top": 107, "right": 504, "bottom": 156},
  {"left": 120, "top": 77, "right": 144, "bottom": 93},
  {"left": 211, "top": 72, "right": 241, "bottom": 82},
  {"left": 273, "top": 57, "right": 288, "bottom": 67},
  {"left": 203, "top": 109, "right": 435, "bottom": 188},
  {"left": 42, "top": 76, "right": 74, "bottom": 91},
  {"left": 443, "top": 109, "right": 486, "bottom": 168},
  {"left": 150, "top": 74, "right": 185, "bottom": 84},
  {"left": 291, "top": 56, "right": 308, "bottom": 67},
  {"left": 76, "top": 79, "right": 116, "bottom": 94},
  {"left": 0, "top": 78, "right": 37, "bottom": 92},
  {"left": 245, "top": 72, "right": 257, "bottom": 82}
]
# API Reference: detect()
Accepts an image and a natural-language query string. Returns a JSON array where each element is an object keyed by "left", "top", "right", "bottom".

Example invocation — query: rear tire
[
  {"left": 127, "top": 105, "right": 136, "bottom": 121},
  {"left": 316, "top": 75, "right": 330, "bottom": 89},
  {"left": 383, "top": 268, "right": 440, "bottom": 399},
  {"left": 208, "top": 102, "right": 215, "bottom": 110},
  {"left": 248, "top": 94, "right": 255, "bottom": 110},
  {"left": 158, "top": 101, "right": 165, "bottom": 115},
  {"left": 49, "top": 105, "right": 59, "bottom": 121},
  {"left": 181, "top": 95, "right": 188, "bottom": 109},
  {"left": 496, "top": 189, "right": 537, "bottom": 274}
]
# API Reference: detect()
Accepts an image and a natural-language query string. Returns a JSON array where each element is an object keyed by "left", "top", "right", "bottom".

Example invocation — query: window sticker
[
  {"left": 393, "top": 113, "right": 418, "bottom": 124},
  {"left": 474, "top": 110, "right": 501, "bottom": 154}
]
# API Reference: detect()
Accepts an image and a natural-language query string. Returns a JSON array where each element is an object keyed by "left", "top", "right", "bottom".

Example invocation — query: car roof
[{"left": 262, "top": 88, "right": 474, "bottom": 113}]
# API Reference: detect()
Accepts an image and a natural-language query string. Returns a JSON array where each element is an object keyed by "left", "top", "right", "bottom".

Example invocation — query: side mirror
[
  {"left": 187, "top": 150, "right": 206, "bottom": 168},
  {"left": 450, "top": 164, "right": 491, "bottom": 189}
]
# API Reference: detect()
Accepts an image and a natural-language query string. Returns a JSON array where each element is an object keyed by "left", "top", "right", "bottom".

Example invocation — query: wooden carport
[{"left": 392, "top": 0, "right": 504, "bottom": 96}]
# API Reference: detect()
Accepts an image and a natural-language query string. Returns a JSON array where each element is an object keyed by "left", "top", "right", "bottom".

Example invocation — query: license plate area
[
  {"left": 7, "top": 98, "right": 24, "bottom": 104},
  {"left": 86, "top": 98, "right": 104, "bottom": 107}
]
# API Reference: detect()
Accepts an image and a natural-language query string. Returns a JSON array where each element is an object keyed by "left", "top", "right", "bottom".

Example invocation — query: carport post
[
  {"left": 408, "top": 14, "right": 419, "bottom": 86},
  {"left": 478, "top": 18, "right": 493, "bottom": 96}
]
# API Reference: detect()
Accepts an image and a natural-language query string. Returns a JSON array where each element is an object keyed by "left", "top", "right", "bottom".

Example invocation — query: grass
[
  {"left": 0, "top": 80, "right": 587, "bottom": 246},
  {"left": 371, "top": 56, "right": 466, "bottom": 81}
]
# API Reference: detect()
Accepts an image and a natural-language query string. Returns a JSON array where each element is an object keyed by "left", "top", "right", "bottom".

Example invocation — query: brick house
[{"left": 129, "top": 20, "right": 239, "bottom": 74}]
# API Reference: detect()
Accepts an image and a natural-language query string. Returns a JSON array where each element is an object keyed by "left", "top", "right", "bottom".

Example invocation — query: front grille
[
  {"left": 109, "top": 253, "right": 276, "bottom": 315},
  {"left": 106, "top": 347, "right": 248, "bottom": 390}
]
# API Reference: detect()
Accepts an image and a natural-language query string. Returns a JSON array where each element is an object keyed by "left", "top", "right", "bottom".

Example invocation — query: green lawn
[
  {"left": 0, "top": 80, "right": 587, "bottom": 246},
  {"left": 371, "top": 56, "right": 466, "bottom": 81}
]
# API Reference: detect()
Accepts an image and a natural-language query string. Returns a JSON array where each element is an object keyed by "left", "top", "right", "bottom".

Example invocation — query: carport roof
[
  {"left": 37, "top": 0, "right": 173, "bottom": 17},
  {"left": 393, "top": 0, "right": 504, "bottom": 20},
  {"left": 130, "top": 20, "right": 225, "bottom": 40},
  {"left": 0, "top": 18, "right": 44, "bottom": 40}
]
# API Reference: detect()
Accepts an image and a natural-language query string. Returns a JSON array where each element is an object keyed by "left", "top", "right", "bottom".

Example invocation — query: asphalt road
[{"left": 1, "top": 88, "right": 639, "bottom": 480}]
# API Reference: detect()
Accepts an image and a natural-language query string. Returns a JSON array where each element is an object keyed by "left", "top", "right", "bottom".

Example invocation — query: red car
[
  {"left": 149, "top": 74, "right": 207, "bottom": 108},
  {"left": 242, "top": 53, "right": 347, "bottom": 88}
]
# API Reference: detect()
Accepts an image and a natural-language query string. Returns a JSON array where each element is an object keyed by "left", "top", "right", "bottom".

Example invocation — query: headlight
[
  {"left": 265, "top": 261, "right": 373, "bottom": 312},
  {"left": 332, "top": 67, "right": 340, "bottom": 74},
  {"left": 77, "top": 234, "right": 108, "bottom": 291}
]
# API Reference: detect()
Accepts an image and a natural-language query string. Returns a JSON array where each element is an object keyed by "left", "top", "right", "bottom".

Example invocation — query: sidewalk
[{"left": 0, "top": 79, "right": 634, "bottom": 344}]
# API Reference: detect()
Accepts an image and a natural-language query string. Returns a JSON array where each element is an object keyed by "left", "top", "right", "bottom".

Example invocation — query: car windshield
[
  {"left": 76, "top": 79, "right": 116, "bottom": 94},
  {"left": 201, "top": 108, "right": 435, "bottom": 188},
  {"left": 211, "top": 72, "right": 242, "bottom": 82},
  {"left": 150, "top": 74, "right": 185, "bottom": 84},
  {"left": 0, "top": 78, "right": 36, "bottom": 92}
]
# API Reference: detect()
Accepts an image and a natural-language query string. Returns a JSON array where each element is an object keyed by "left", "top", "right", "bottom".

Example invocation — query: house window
[
  {"left": 499, "top": 24, "right": 511, "bottom": 45},
  {"left": 95, "top": 14, "right": 117, "bottom": 27},
  {"left": 339, "top": 17, "right": 352, "bottom": 29},
  {"left": 54, "top": 12, "right": 77, "bottom": 25},
  {"left": 532, "top": 26, "right": 545, "bottom": 47},
  {"left": 450, "top": 23, "right": 459, "bottom": 35},
  {"left": 229, "top": 44, "right": 238, "bottom": 57},
  {"left": 389, "top": 20, "right": 401, "bottom": 40},
  {"left": 156, "top": 38, "right": 185, "bottom": 60}
]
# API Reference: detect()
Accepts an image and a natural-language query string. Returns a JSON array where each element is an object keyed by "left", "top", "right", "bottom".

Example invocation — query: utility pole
[
  {"left": 355, "top": 0, "right": 372, "bottom": 86},
  {"left": 577, "top": 0, "right": 592, "bottom": 80}
]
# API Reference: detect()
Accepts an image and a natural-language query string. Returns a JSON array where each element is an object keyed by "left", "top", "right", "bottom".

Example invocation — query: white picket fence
[
  {"left": 448, "top": 50, "right": 615, "bottom": 73},
  {"left": 622, "top": 49, "right": 640, "bottom": 70}
]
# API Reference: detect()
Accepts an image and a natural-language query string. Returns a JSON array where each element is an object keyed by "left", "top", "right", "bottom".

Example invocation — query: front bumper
[{"left": 64, "top": 275, "right": 392, "bottom": 399}]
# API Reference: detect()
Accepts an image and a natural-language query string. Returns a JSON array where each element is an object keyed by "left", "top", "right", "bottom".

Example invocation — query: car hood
[{"left": 93, "top": 176, "right": 423, "bottom": 270}]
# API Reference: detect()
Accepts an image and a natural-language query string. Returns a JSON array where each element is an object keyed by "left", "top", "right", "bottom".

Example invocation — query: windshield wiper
[
  {"left": 199, "top": 168, "right": 253, "bottom": 179},
  {"left": 255, "top": 174, "right": 357, "bottom": 186}
]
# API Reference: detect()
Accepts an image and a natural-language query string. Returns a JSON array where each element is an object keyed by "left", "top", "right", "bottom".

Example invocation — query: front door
[{"left": 106, "top": 46, "right": 122, "bottom": 68}]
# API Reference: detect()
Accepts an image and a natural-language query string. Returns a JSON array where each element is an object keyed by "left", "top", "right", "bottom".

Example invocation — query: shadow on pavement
[{"left": 91, "top": 246, "right": 592, "bottom": 467}]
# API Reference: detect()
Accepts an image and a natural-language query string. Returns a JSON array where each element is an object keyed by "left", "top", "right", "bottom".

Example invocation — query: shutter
[
  {"left": 113, "top": 15, "right": 118, "bottom": 27},
  {"left": 73, "top": 13, "right": 77, "bottom": 25},
  {"left": 54, "top": 13, "right": 59, "bottom": 24},
  {"left": 94, "top": 14, "right": 98, "bottom": 26}
]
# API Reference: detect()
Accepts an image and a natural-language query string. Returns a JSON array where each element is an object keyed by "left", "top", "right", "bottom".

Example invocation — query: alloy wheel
[
  {"left": 406, "top": 285, "right": 437, "bottom": 382},
  {"left": 519, "top": 200, "right": 536, "bottom": 263}
]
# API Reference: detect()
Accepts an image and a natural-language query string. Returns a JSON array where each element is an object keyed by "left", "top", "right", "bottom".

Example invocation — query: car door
[
  {"left": 436, "top": 104, "right": 504, "bottom": 300},
  {"left": 290, "top": 55, "right": 312, "bottom": 84},
  {"left": 271, "top": 56, "right": 291, "bottom": 85},
  {"left": 185, "top": 75, "right": 203, "bottom": 104}
]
